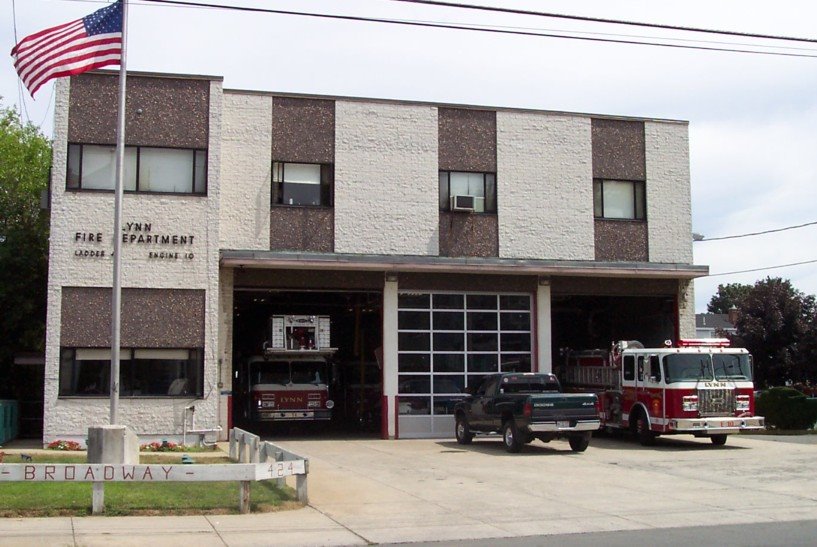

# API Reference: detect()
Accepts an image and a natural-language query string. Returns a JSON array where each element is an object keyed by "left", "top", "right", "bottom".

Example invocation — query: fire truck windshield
[
  {"left": 253, "top": 360, "right": 328, "bottom": 385},
  {"left": 254, "top": 361, "right": 290, "bottom": 385},
  {"left": 712, "top": 353, "right": 752, "bottom": 381},
  {"left": 663, "top": 354, "right": 715, "bottom": 383}
]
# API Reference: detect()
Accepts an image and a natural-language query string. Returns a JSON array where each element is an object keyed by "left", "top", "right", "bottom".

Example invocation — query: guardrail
[
  {"left": 229, "top": 427, "right": 309, "bottom": 504},
  {"left": 0, "top": 427, "right": 308, "bottom": 515}
]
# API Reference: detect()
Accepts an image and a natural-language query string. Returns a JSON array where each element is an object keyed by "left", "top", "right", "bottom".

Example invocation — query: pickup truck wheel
[
  {"left": 710, "top": 434, "right": 728, "bottom": 446},
  {"left": 635, "top": 411, "right": 656, "bottom": 446},
  {"left": 502, "top": 420, "right": 522, "bottom": 453},
  {"left": 455, "top": 415, "right": 473, "bottom": 445},
  {"left": 568, "top": 432, "right": 591, "bottom": 452}
]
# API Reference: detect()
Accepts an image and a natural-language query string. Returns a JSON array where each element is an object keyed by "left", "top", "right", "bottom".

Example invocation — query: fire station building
[{"left": 43, "top": 70, "right": 705, "bottom": 445}]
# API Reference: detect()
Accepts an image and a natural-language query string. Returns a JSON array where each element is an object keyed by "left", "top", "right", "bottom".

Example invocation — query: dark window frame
[
  {"left": 67, "top": 143, "right": 208, "bottom": 195},
  {"left": 271, "top": 161, "right": 334, "bottom": 207},
  {"left": 593, "top": 178, "right": 646, "bottom": 220},
  {"left": 58, "top": 347, "right": 204, "bottom": 398},
  {"left": 439, "top": 171, "right": 497, "bottom": 213}
]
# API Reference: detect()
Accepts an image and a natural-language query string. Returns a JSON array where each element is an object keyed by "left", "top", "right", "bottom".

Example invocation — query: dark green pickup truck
[{"left": 454, "top": 372, "right": 601, "bottom": 453}]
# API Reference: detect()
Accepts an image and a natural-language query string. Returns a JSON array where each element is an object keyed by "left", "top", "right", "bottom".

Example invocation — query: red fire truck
[
  {"left": 560, "top": 339, "right": 765, "bottom": 446},
  {"left": 243, "top": 315, "right": 337, "bottom": 422}
]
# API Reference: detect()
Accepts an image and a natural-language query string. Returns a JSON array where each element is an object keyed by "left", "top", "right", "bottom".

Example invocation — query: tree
[
  {"left": 0, "top": 101, "right": 51, "bottom": 369},
  {"left": 707, "top": 282, "right": 752, "bottom": 314},
  {"left": 730, "top": 277, "right": 816, "bottom": 387}
]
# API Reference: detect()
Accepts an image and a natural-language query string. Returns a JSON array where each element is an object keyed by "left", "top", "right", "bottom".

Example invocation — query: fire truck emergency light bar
[{"left": 676, "top": 338, "right": 731, "bottom": 348}]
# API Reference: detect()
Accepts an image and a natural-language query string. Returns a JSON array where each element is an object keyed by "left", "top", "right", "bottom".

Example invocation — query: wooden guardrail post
[
  {"left": 239, "top": 480, "right": 251, "bottom": 514},
  {"left": 296, "top": 458, "right": 309, "bottom": 504},
  {"left": 92, "top": 482, "right": 105, "bottom": 514},
  {"left": 229, "top": 428, "right": 237, "bottom": 461}
]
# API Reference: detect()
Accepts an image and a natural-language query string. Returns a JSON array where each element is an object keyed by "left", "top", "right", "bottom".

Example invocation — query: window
[
  {"left": 59, "top": 348, "right": 203, "bottom": 397},
  {"left": 593, "top": 179, "right": 645, "bottom": 220},
  {"left": 439, "top": 171, "right": 496, "bottom": 213},
  {"left": 272, "top": 162, "right": 333, "bottom": 206},
  {"left": 67, "top": 144, "right": 206, "bottom": 194},
  {"left": 623, "top": 355, "right": 635, "bottom": 381},
  {"left": 649, "top": 355, "right": 662, "bottom": 382},
  {"left": 397, "top": 292, "right": 531, "bottom": 417}
]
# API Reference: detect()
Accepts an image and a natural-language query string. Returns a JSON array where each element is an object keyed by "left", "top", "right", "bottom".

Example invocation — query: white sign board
[{"left": 0, "top": 461, "right": 306, "bottom": 483}]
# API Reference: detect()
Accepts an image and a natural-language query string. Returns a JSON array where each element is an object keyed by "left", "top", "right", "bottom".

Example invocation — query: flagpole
[{"left": 110, "top": 0, "right": 128, "bottom": 426}]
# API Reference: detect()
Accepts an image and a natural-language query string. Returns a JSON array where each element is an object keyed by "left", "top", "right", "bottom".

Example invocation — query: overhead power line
[
  {"left": 139, "top": 0, "right": 817, "bottom": 59},
  {"left": 695, "top": 220, "right": 817, "bottom": 242},
  {"left": 389, "top": 0, "right": 817, "bottom": 45},
  {"left": 708, "top": 258, "right": 817, "bottom": 277}
]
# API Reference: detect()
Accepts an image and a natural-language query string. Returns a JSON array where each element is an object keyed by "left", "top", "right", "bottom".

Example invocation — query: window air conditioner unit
[{"left": 450, "top": 195, "right": 476, "bottom": 212}]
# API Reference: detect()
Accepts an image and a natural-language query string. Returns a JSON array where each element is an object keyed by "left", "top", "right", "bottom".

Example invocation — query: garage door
[{"left": 397, "top": 292, "right": 532, "bottom": 438}]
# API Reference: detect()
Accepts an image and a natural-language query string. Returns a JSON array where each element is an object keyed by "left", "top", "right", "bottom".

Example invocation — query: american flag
[{"left": 11, "top": 1, "right": 123, "bottom": 97}]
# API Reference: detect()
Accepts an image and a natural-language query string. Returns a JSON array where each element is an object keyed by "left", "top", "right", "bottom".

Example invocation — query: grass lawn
[{"left": 0, "top": 454, "right": 299, "bottom": 517}]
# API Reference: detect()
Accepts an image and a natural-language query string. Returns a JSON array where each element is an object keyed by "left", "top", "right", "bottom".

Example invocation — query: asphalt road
[{"left": 405, "top": 519, "right": 817, "bottom": 546}]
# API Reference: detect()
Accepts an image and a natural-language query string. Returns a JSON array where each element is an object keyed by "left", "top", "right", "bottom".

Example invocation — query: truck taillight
[
  {"left": 736, "top": 395, "right": 750, "bottom": 412},
  {"left": 594, "top": 397, "right": 601, "bottom": 415},
  {"left": 523, "top": 401, "right": 533, "bottom": 418},
  {"left": 682, "top": 395, "right": 698, "bottom": 412}
]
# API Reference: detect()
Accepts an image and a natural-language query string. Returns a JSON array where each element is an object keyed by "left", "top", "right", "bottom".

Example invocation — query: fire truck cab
[
  {"left": 562, "top": 339, "right": 765, "bottom": 446},
  {"left": 242, "top": 315, "right": 337, "bottom": 423}
]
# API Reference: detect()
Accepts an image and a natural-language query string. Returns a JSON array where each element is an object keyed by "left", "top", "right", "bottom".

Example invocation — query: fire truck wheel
[
  {"left": 502, "top": 420, "right": 522, "bottom": 453},
  {"left": 710, "top": 434, "right": 728, "bottom": 446},
  {"left": 634, "top": 411, "right": 657, "bottom": 446},
  {"left": 455, "top": 414, "right": 473, "bottom": 445},
  {"left": 568, "top": 432, "right": 591, "bottom": 452}
]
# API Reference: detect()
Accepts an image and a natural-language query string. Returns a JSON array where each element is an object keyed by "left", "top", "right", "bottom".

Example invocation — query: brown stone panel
[
  {"left": 438, "top": 212, "right": 498, "bottom": 257},
  {"left": 68, "top": 73, "right": 210, "bottom": 149},
  {"left": 552, "top": 276, "right": 676, "bottom": 297},
  {"left": 399, "top": 273, "right": 537, "bottom": 293},
  {"left": 270, "top": 207, "right": 334, "bottom": 252},
  {"left": 235, "top": 269, "right": 383, "bottom": 291},
  {"left": 592, "top": 118, "right": 645, "bottom": 180},
  {"left": 61, "top": 287, "right": 205, "bottom": 348},
  {"left": 438, "top": 108, "right": 496, "bottom": 172},
  {"left": 272, "top": 97, "right": 335, "bottom": 164},
  {"left": 594, "top": 219, "right": 649, "bottom": 262}
]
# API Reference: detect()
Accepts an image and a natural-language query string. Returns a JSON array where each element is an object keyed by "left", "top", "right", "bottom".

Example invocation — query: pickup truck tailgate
[{"left": 528, "top": 393, "right": 600, "bottom": 432}]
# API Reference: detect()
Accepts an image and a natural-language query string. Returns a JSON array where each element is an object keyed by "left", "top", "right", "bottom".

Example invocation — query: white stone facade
[
  {"left": 496, "top": 112, "right": 595, "bottom": 260},
  {"left": 334, "top": 101, "right": 439, "bottom": 256},
  {"left": 645, "top": 121, "right": 693, "bottom": 264},
  {"left": 219, "top": 92, "right": 272, "bottom": 251}
]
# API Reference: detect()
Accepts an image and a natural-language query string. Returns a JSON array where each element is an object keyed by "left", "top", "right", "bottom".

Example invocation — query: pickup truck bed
[{"left": 454, "top": 373, "right": 601, "bottom": 453}]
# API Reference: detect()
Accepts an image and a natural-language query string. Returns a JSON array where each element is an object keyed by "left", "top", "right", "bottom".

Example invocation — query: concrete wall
[
  {"left": 645, "top": 121, "right": 693, "bottom": 264},
  {"left": 334, "top": 101, "right": 439, "bottom": 255},
  {"left": 43, "top": 77, "right": 223, "bottom": 445},
  {"left": 496, "top": 112, "right": 594, "bottom": 260}
]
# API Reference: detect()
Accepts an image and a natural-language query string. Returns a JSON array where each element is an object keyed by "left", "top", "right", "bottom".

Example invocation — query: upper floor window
[
  {"left": 272, "top": 161, "right": 333, "bottom": 207},
  {"left": 67, "top": 144, "right": 207, "bottom": 194},
  {"left": 439, "top": 171, "right": 496, "bottom": 213},
  {"left": 593, "top": 179, "right": 645, "bottom": 220}
]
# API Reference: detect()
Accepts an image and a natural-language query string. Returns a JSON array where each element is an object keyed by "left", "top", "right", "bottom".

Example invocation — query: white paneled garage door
[{"left": 397, "top": 292, "right": 532, "bottom": 438}]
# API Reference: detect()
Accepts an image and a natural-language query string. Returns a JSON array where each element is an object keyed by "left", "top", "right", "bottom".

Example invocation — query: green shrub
[{"left": 756, "top": 387, "right": 817, "bottom": 430}]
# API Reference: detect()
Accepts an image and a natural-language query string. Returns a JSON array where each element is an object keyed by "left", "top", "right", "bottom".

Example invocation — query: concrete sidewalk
[{"left": 2, "top": 434, "right": 817, "bottom": 545}]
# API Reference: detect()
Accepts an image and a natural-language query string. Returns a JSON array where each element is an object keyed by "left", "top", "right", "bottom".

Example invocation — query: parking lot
[
  {"left": 278, "top": 433, "right": 817, "bottom": 544},
  {"left": 2, "top": 433, "right": 816, "bottom": 546}
]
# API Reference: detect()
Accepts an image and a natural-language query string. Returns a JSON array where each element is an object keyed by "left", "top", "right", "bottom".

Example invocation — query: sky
[{"left": 3, "top": 0, "right": 817, "bottom": 312}]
